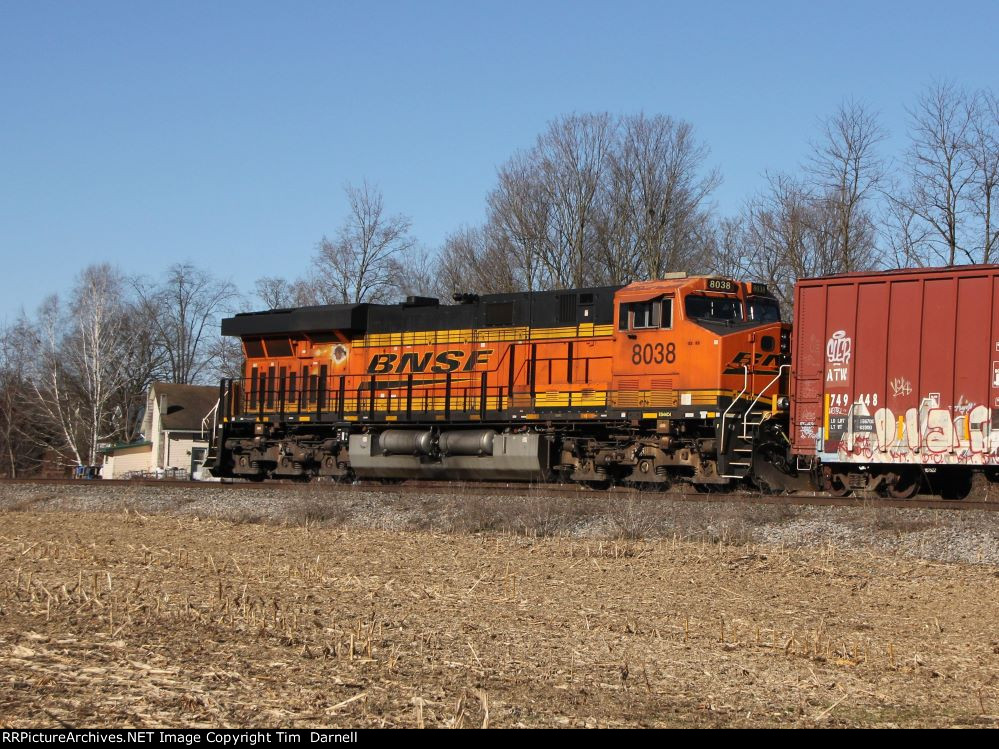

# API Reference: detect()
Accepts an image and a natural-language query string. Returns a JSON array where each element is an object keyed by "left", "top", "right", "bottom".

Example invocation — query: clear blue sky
[{"left": 2, "top": 0, "right": 997, "bottom": 320}]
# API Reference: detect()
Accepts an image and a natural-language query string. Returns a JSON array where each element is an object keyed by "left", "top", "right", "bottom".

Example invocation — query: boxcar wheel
[
  {"left": 938, "top": 471, "right": 972, "bottom": 500},
  {"left": 827, "top": 475, "right": 851, "bottom": 497},
  {"left": 886, "top": 471, "right": 919, "bottom": 499}
]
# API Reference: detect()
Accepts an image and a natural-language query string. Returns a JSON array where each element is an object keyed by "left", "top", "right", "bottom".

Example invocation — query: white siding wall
[
  {"left": 102, "top": 446, "right": 153, "bottom": 479},
  {"left": 162, "top": 434, "right": 208, "bottom": 471},
  {"left": 151, "top": 395, "right": 164, "bottom": 470}
]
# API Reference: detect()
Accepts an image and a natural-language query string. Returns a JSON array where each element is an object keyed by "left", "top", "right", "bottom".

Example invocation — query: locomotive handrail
[
  {"left": 201, "top": 397, "right": 221, "bottom": 440},
  {"left": 719, "top": 365, "right": 748, "bottom": 455},
  {"left": 741, "top": 364, "right": 790, "bottom": 437}
]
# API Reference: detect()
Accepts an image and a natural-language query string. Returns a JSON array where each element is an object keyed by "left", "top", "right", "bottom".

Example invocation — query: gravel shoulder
[{"left": 1, "top": 482, "right": 998, "bottom": 566}]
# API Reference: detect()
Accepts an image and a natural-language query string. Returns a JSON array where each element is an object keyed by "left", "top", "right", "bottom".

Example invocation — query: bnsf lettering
[
  {"left": 367, "top": 349, "right": 494, "bottom": 374},
  {"left": 398, "top": 352, "right": 433, "bottom": 372},
  {"left": 729, "top": 352, "right": 782, "bottom": 368},
  {"left": 723, "top": 351, "right": 783, "bottom": 374}
]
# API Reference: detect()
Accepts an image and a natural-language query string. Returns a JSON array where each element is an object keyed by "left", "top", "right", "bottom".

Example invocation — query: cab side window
[
  {"left": 618, "top": 297, "right": 673, "bottom": 330},
  {"left": 632, "top": 301, "right": 656, "bottom": 328},
  {"left": 660, "top": 297, "right": 673, "bottom": 329}
]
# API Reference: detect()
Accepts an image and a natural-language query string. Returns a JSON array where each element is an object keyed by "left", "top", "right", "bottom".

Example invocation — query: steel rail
[{"left": 2, "top": 477, "right": 997, "bottom": 512}]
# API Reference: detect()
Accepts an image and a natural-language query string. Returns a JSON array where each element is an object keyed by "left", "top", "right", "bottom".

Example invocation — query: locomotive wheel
[
  {"left": 886, "top": 471, "right": 919, "bottom": 499},
  {"left": 582, "top": 480, "right": 612, "bottom": 491}
]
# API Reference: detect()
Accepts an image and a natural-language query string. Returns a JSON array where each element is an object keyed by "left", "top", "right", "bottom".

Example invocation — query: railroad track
[{"left": 2, "top": 476, "right": 997, "bottom": 512}]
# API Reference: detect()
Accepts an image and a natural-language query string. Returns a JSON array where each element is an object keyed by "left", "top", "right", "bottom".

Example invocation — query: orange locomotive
[{"left": 209, "top": 275, "right": 794, "bottom": 489}]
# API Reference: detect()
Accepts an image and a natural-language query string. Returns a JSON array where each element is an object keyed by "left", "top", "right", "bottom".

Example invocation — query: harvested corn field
[{"left": 1, "top": 487, "right": 998, "bottom": 727}]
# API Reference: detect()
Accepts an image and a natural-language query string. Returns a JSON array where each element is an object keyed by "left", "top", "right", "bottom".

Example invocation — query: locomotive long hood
[{"left": 221, "top": 304, "right": 371, "bottom": 337}]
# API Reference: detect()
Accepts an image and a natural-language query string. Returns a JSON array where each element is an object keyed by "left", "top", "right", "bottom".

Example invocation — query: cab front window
[
  {"left": 684, "top": 294, "right": 743, "bottom": 321},
  {"left": 747, "top": 296, "right": 781, "bottom": 322}
]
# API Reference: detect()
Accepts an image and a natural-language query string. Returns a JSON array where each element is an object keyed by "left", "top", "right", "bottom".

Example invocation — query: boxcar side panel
[
  {"left": 884, "top": 281, "right": 922, "bottom": 454},
  {"left": 790, "top": 284, "right": 827, "bottom": 453},
  {"left": 821, "top": 283, "right": 859, "bottom": 453},
  {"left": 849, "top": 282, "right": 890, "bottom": 460},
  {"left": 953, "top": 276, "right": 991, "bottom": 455}
]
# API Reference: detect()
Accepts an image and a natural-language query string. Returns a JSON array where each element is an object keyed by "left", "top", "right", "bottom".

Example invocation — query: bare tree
[
  {"left": 487, "top": 152, "right": 553, "bottom": 291},
  {"left": 737, "top": 174, "right": 842, "bottom": 313},
  {"left": 881, "top": 184, "right": 933, "bottom": 268},
  {"left": 968, "top": 89, "right": 999, "bottom": 263},
  {"left": 487, "top": 114, "right": 615, "bottom": 289},
  {"left": 901, "top": 82, "right": 976, "bottom": 265},
  {"left": 482, "top": 112, "right": 719, "bottom": 290},
  {"left": 26, "top": 296, "right": 79, "bottom": 465},
  {"left": 137, "top": 263, "right": 239, "bottom": 385},
  {"left": 387, "top": 247, "right": 441, "bottom": 300},
  {"left": 807, "top": 100, "right": 886, "bottom": 271},
  {"left": 600, "top": 114, "right": 720, "bottom": 282},
  {"left": 702, "top": 215, "right": 750, "bottom": 279},
  {"left": 112, "top": 304, "right": 166, "bottom": 442},
  {"left": 314, "top": 182, "right": 416, "bottom": 304},
  {"left": 23, "top": 267, "right": 133, "bottom": 467},
  {"left": 204, "top": 334, "right": 245, "bottom": 382},
  {"left": 435, "top": 225, "right": 523, "bottom": 297},
  {"left": 538, "top": 113, "right": 615, "bottom": 287},
  {"left": 0, "top": 318, "right": 41, "bottom": 476},
  {"left": 69, "top": 267, "right": 134, "bottom": 465},
  {"left": 254, "top": 276, "right": 298, "bottom": 309}
]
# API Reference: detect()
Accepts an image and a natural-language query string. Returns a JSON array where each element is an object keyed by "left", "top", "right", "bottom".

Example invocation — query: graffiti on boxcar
[
  {"left": 825, "top": 330, "right": 852, "bottom": 383},
  {"left": 830, "top": 396, "right": 999, "bottom": 464},
  {"left": 890, "top": 377, "right": 912, "bottom": 397},
  {"left": 826, "top": 330, "right": 851, "bottom": 364}
]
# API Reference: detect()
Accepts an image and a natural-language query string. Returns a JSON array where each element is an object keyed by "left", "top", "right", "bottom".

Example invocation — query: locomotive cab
[{"left": 605, "top": 276, "right": 790, "bottom": 487}]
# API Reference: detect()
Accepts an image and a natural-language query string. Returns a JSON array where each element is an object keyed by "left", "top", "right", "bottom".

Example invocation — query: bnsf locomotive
[
  {"left": 208, "top": 274, "right": 795, "bottom": 490},
  {"left": 208, "top": 265, "right": 999, "bottom": 498}
]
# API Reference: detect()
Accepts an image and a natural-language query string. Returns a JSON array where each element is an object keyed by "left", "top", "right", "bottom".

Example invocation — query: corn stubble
[{"left": 0, "top": 507, "right": 997, "bottom": 728}]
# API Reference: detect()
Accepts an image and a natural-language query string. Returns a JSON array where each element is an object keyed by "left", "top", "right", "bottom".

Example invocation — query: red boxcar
[{"left": 790, "top": 265, "right": 999, "bottom": 496}]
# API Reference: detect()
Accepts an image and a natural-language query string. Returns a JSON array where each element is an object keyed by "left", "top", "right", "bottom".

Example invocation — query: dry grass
[
  {"left": 1, "top": 510, "right": 998, "bottom": 727},
  {"left": 287, "top": 495, "right": 352, "bottom": 528},
  {"left": 273, "top": 489, "right": 805, "bottom": 545},
  {"left": 867, "top": 507, "right": 941, "bottom": 535}
]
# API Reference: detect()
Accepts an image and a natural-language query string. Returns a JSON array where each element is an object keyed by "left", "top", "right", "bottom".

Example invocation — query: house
[{"left": 101, "top": 382, "right": 219, "bottom": 479}]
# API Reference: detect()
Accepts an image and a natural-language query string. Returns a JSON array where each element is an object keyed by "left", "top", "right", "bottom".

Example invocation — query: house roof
[
  {"left": 152, "top": 383, "right": 219, "bottom": 431},
  {"left": 100, "top": 440, "right": 152, "bottom": 455}
]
